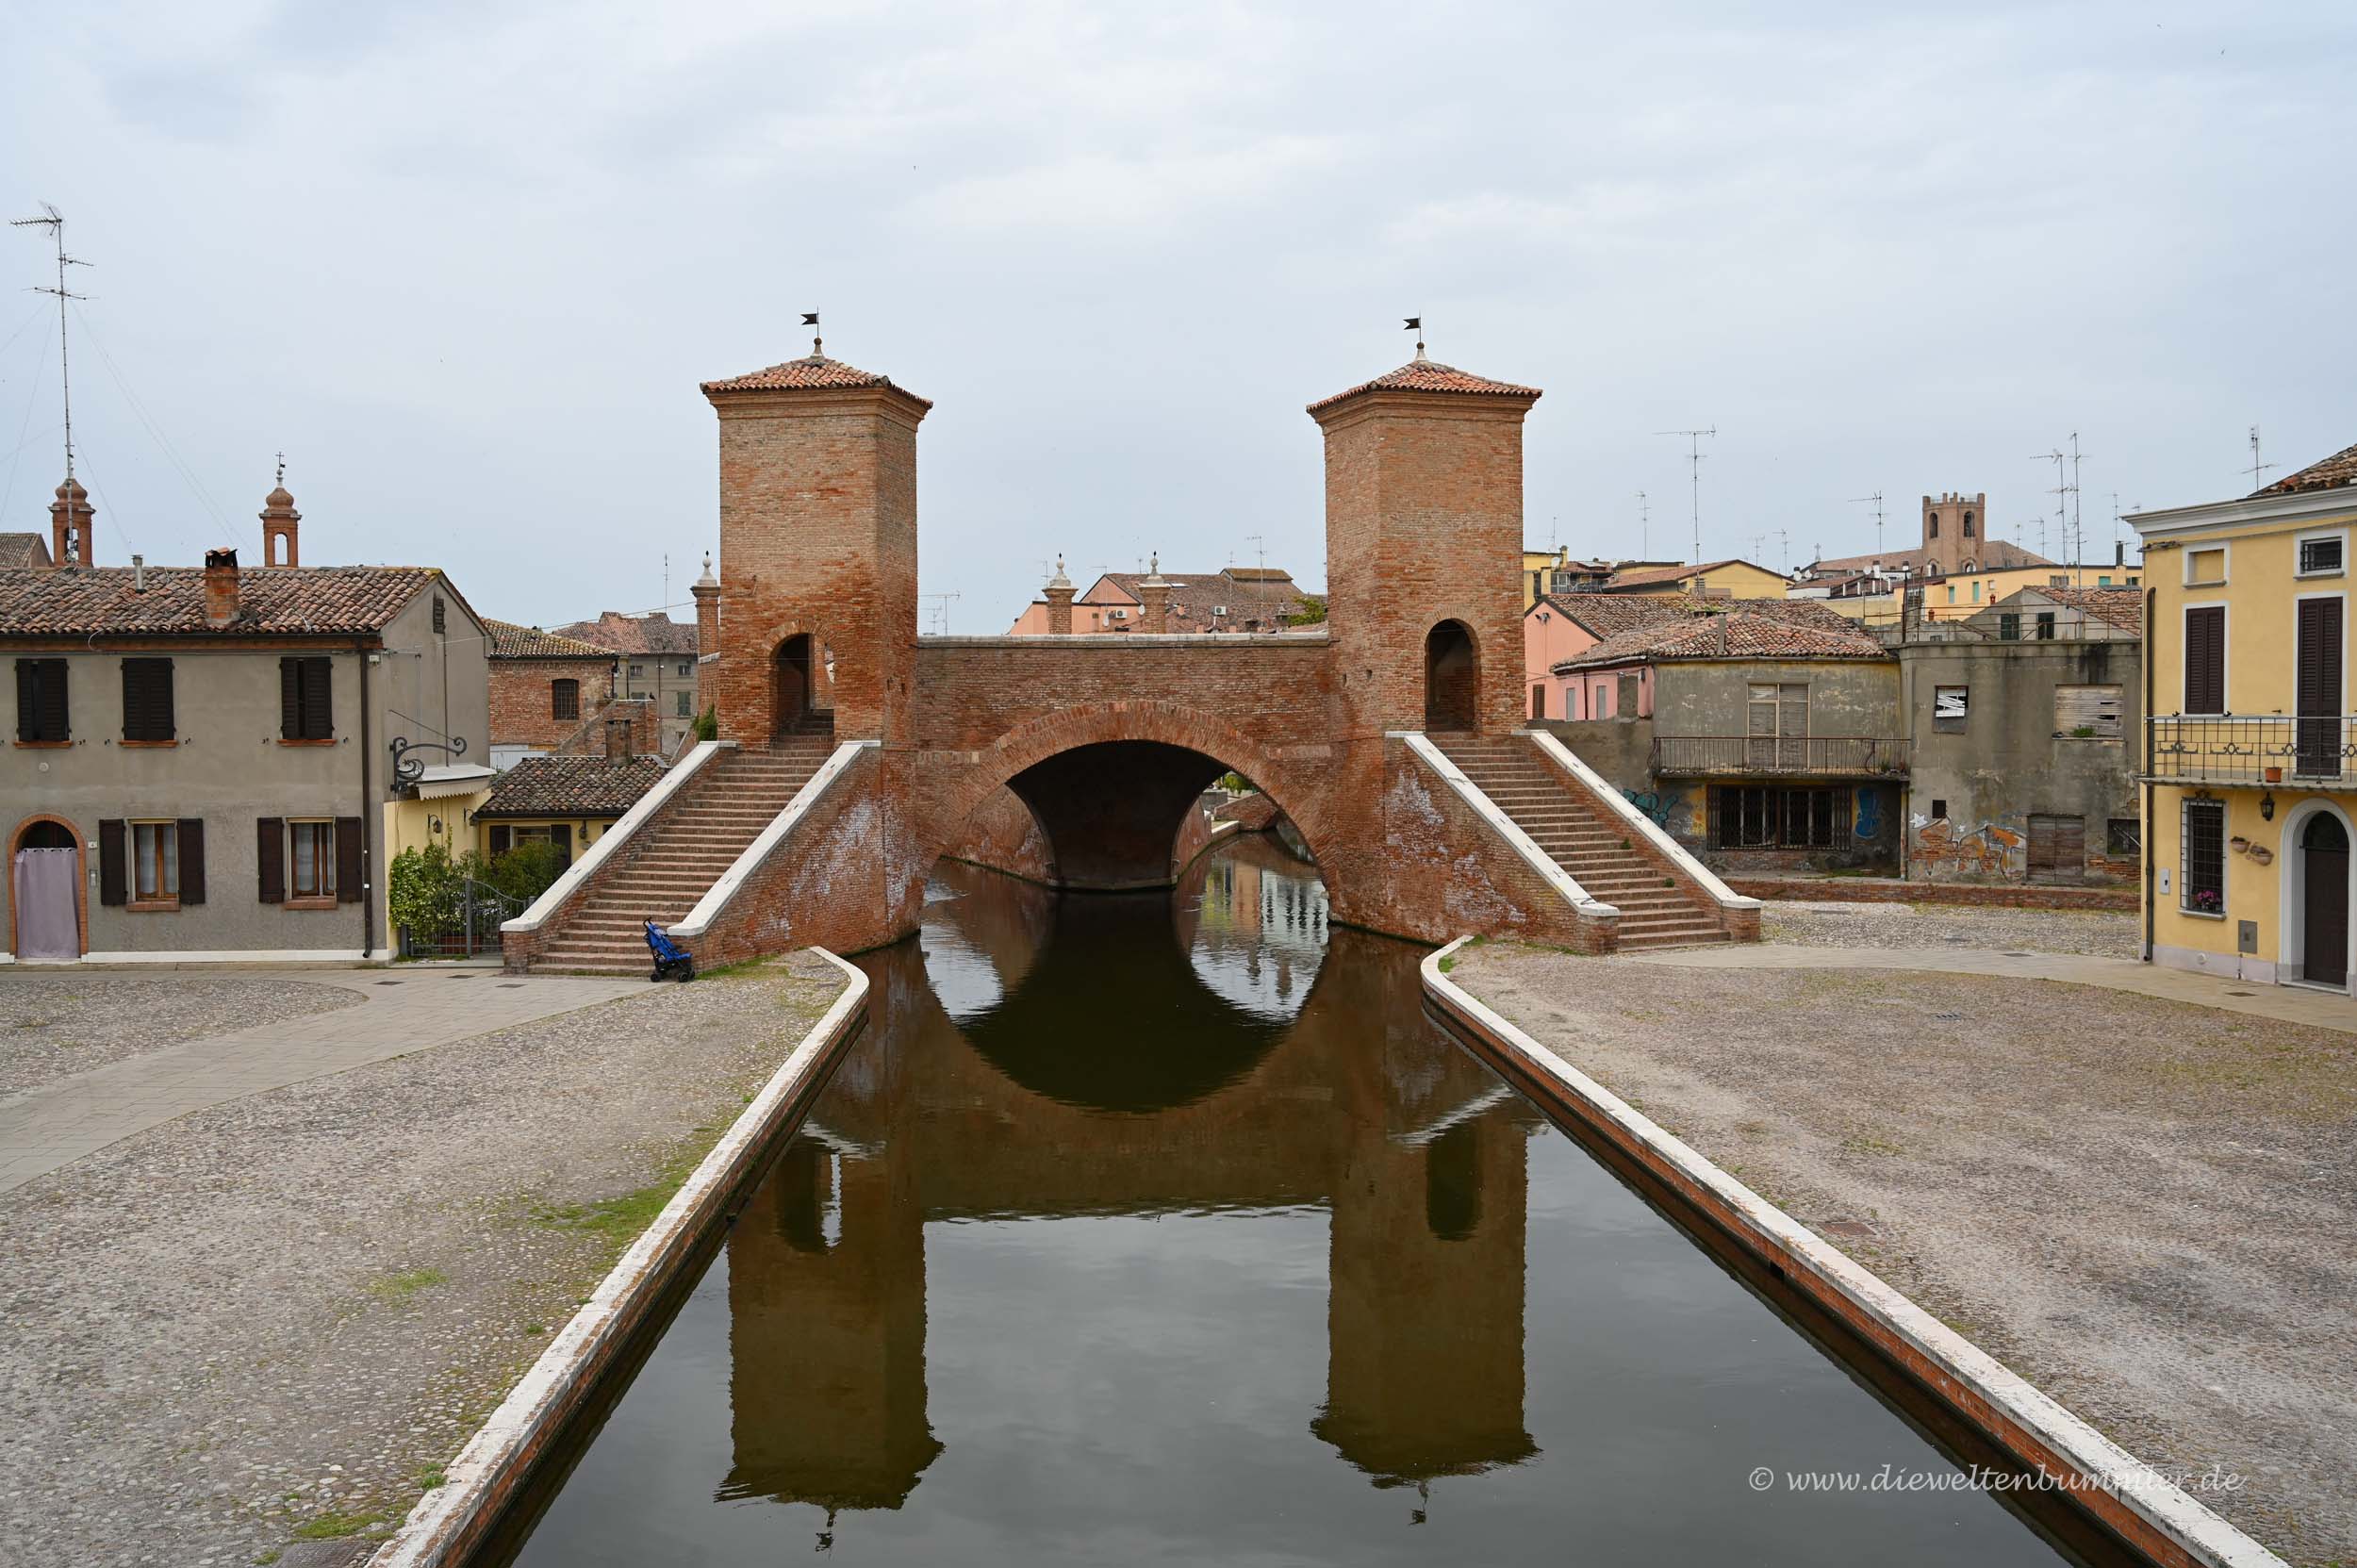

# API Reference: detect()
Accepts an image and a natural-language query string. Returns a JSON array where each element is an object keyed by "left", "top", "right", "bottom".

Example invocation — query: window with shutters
[
  {"left": 121, "top": 658, "right": 174, "bottom": 742},
  {"left": 2054, "top": 685, "right": 2123, "bottom": 739},
  {"left": 14, "top": 658, "right": 69, "bottom": 743},
  {"left": 2296, "top": 596, "right": 2345, "bottom": 778},
  {"left": 551, "top": 678, "right": 580, "bottom": 721},
  {"left": 131, "top": 820, "right": 179, "bottom": 904},
  {"left": 2297, "top": 532, "right": 2346, "bottom": 578},
  {"left": 2181, "top": 799, "right": 2225, "bottom": 915},
  {"left": 2186, "top": 547, "right": 2227, "bottom": 586},
  {"left": 280, "top": 656, "right": 334, "bottom": 739},
  {"left": 1998, "top": 612, "right": 2021, "bottom": 641},
  {"left": 1744, "top": 683, "right": 1806, "bottom": 770},
  {"left": 2183, "top": 605, "right": 2226, "bottom": 715},
  {"left": 288, "top": 820, "right": 336, "bottom": 901},
  {"left": 432, "top": 595, "right": 447, "bottom": 634},
  {"left": 675, "top": 689, "right": 692, "bottom": 718}
]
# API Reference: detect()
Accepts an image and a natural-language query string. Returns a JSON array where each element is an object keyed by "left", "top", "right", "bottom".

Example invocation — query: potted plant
[{"left": 2263, "top": 765, "right": 2284, "bottom": 783}]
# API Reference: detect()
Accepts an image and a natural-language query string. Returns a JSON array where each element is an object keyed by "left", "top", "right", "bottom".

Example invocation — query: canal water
[{"left": 504, "top": 836, "right": 2089, "bottom": 1566}]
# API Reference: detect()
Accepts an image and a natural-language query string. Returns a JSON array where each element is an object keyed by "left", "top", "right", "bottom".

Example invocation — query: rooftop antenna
[
  {"left": 1404, "top": 314, "right": 1426, "bottom": 361},
  {"left": 2033, "top": 447, "right": 2073, "bottom": 578},
  {"left": 11, "top": 202, "right": 91, "bottom": 525},
  {"left": 1846, "top": 491, "right": 1885, "bottom": 559},
  {"left": 1776, "top": 527, "right": 1791, "bottom": 572},
  {"left": 2244, "top": 425, "right": 2274, "bottom": 491},
  {"left": 923, "top": 591, "right": 961, "bottom": 635},
  {"left": 1244, "top": 533, "right": 1266, "bottom": 576},
  {"left": 1636, "top": 490, "right": 1649, "bottom": 559},
  {"left": 800, "top": 311, "right": 821, "bottom": 356},
  {"left": 1655, "top": 426, "right": 1715, "bottom": 561},
  {"left": 2069, "top": 433, "right": 2088, "bottom": 586}
]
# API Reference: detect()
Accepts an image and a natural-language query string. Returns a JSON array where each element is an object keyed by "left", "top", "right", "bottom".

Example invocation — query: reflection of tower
[
  {"left": 1313, "top": 958, "right": 1535, "bottom": 1482},
  {"left": 723, "top": 1134, "right": 941, "bottom": 1510}
]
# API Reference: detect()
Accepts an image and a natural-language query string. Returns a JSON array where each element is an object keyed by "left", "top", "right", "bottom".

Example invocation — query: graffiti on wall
[
  {"left": 1911, "top": 813, "right": 2024, "bottom": 879},
  {"left": 1624, "top": 788, "right": 1672, "bottom": 829},
  {"left": 1854, "top": 786, "right": 1884, "bottom": 842}
]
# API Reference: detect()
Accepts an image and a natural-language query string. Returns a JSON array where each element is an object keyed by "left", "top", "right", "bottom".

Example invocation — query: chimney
[
  {"left": 261, "top": 483, "right": 301, "bottom": 568},
  {"left": 203, "top": 548, "right": 240, "bottom": 628},
  {"left": 1137, "top": 553, "right": 1171, "bottom": 635},
  {"left": 691, "top": 553, "right": 720, "bottom": 658},
  {"left": 604, "top": 711, "right": 633, "bottom": 758},
  {"left": 2115, "top": 540, "right": 2124, "bottom": 568},
  {"left": 1045, "top": 554, "right": 1076, "bottom": 635},
  {"left": 49, "top": 476, "right": 92, "bottom": 568}
]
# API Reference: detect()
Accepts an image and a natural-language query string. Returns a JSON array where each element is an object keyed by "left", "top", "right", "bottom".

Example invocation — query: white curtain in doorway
[{"left": 11, "top": 849, "right": 78, "bottom": 961}]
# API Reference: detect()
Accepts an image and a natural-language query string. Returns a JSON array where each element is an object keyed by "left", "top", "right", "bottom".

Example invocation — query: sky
[{"left": 1, "top": 0, "right": 2352, "bottom": 632}]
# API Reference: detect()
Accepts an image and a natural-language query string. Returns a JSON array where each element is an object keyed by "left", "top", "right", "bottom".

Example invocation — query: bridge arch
[{"left": 917, "top": 701, "right": 1329, "bottom": 895}]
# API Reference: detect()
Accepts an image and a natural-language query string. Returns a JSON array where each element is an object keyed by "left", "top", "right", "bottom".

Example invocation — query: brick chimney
[
  {"left": 604, "top": 711, "right": 633, "bottom": 757},
  {"left": 203, "top": 548, "right": 240, "bottom": 627},
  {"left": 1045, "top": 555, "right": 1075, "bottom": 635},
  {"left": 1137, "top": 553, "right": 1171, "bottom": 634},
  {"left": 49, "top": 477, "right": 92, "bottom": 568},
  {"left": 691, "top": 552, "right": 720, "bottom": 657},
  {"left": 261, "top": 483, "right": 301, "bottom": 567}
]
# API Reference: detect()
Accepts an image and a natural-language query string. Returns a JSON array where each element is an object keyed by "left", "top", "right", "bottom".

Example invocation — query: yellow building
[
  {"left": 1600, "top": 557, "right": 1791, "bottom": 601},
  {"left": 2134, "top": 438, "right": 2357, "bottom": 995},
  {"left": 1922, "top": 560, "right": 2143, "bottom": 619}
]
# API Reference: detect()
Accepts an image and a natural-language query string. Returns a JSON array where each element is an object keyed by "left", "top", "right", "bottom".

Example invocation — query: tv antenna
[
  {"left": 1636, "top": 490, "right": 1649, "bottom": 558},
  {"left": 1846, "top": 491, "right": 1886, "bottom": 559},
  {"left": 1655, "top": 426, "right": 1715, "bottom": 561},
  {"left": 1244, "top": 533, "right": 1266, "bottom": 576},
  {"left": 2033, "top": 445, "right": 2077, "bottom": 581},
  {"left": 11, "top": 203, "right": 91, "bottom": 524},
  {"left": 922, "top": 591, "right": 961, "bottom": 635},
  {"left": 1776, "top": 527, "right": 1790, "bottom": 572},
  {"left": 2244, "top": 425, "right": 2274, "bottom": 491}
]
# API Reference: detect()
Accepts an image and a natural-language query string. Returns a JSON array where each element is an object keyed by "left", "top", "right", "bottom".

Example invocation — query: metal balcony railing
[
  {"left": 1651, "top": 735, "right": 1910, "bottom": 778},
  {"left": 2144, "top": 715, "right": 2357, "bottom": 785}
]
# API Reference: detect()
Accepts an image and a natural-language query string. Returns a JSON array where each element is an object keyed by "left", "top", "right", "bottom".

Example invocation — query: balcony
[
  {"left": 2144, "top": 715, "right": 2357, "bottom": 787},
  {"left": 1651, "top": 735, "right": 1909, "bottom": 779}
]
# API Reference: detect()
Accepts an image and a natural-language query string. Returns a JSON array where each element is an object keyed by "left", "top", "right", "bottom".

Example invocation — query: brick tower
[
  {"left": 1920, "top": 491, "right": 1985, "bottom": 577},
  {"left": 701, "top": 343, "right": 931, "bottom": 745},
  {"left": 1309, "top": 352, "right": 1541, "bottom": 736}
]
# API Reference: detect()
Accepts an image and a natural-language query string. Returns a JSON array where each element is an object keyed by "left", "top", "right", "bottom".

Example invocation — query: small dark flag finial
[
  {"left": 801, "top": 311, "right": 821, "bottom": 355},
  {"left": 1404, "top": 315, "right": 1426, "bottom": 360}
]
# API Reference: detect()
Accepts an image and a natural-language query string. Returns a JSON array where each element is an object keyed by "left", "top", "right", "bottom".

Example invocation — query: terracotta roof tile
[
  {"left": 701, "top": 353, "right": 932, "bottom": 407},
  {"left": 1562, "top": 609, "right": 1888, "bottom": 669},
  {"left": 486, "top": 619, "right": 619, "bottom": 660},
  {"left": 2258, "top": 437, "right": 2357, "bottom": 497},
  {"left": 476, "top": 755, "right": 668, "bottom": 819},
  {"left": 0, "top": 533, "right": 50, "bottom": 570},
  {"left": 1307, "top": 358, "right": 1541, "bottom": 414},
  {"left": 2035, "top": 586, "right": 2145, "bottom": 635},
  {"left": 1532, "top": 592, "right": 1690, "bottom": 638},
  {"left": 551, "top": 611, "right": 700, "bottom": 656},
  {"left": 0, "top": 565, "right": 442, "bottom": 639}
]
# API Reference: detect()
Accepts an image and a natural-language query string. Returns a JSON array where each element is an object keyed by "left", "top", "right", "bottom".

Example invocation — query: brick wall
[
  {"left": 937, "top": 785, "right": 1058, "bottom": 884},
  {"left": 489, "top": 657, "right": 616, "bottom": 751},
  {"left": 1725, "top": 875, "right": 2136, "bottom": 912}
]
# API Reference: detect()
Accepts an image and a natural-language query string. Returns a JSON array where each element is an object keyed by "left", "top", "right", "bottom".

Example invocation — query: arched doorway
[
  {"left": 9, "top": 816, "right": 84, "bottom": 962},
  {"left": 1424, "top": 620, "right": 1478, "bottom": 732},
  {"left": 771, "top": 634, "right": 815, "bottom": 739},
  {"left": 2299, "top": 811, "right": 2349, "bottom": 987}
]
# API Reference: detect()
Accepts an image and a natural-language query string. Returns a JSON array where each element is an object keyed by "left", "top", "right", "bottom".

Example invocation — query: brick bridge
[{"left": 503, "top": 346, "right": 1760, "bottom": 972}]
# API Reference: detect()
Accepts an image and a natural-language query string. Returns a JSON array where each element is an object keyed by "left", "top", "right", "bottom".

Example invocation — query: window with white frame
[
  {"left": 133, "top": 820, "right": 179, "bottom": 901},
  {"left": 288, "top": 819, "right": 336, "bottom": 899},
  {"left": 2297, "top": 532, "right": 2346, "bottom": 578}
]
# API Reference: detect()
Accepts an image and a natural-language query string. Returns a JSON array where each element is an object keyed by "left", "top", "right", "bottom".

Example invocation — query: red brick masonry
[{"left": 1727, "top": 877, "right": 2136, "bottom": 912}]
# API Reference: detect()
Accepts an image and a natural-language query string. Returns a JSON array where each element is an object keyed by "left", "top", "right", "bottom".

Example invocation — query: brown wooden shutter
[
  {"left": 280, "top": 658, "right": 301, "bottom": 738},
  {"left": 335, "top": 817, "right": 363, "bottom": 903},
  {"left": 29, "top": 659, "right": 68, "bottom": 741},
  {"left": 303, "top": 657, "right": 334, "bottom": 738},
  {"left": 256, "top": 817, "right": 285, "bottom": 902},
  {"left": 177, "top": 818, "right": 206, "bottom": 904},
  {"left": 13, "top": 659, "right": 34, "bottom": 742},
  {"left": 549, "top": 822, "right": 571, "bottom": 870},
  {"left": 98, "top": 819, "right": 126, "bottom": 905},
  {"left": 2184, "top": 605, "right": 2225, "bottom": 714},
  {"left": 2298, "top": 598, "right": 2344, "bottom": 717},
  {"left": 488, "top": 824, "right": 511, "bottom": 856},
  {"left": 122, "top": 659, "right": 173, "bottom": 742}
]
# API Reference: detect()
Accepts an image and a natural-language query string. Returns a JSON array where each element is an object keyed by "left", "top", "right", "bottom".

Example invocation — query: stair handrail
[
  {"left": 1525, "top": 728, "right": 1761, "bottom": 912},
  {"left": 669, "top": 740, "right": 880, "bottom": 943},
  {"left": 503, "top": 740, "right": 738, "bottom": 936},
  {"left": 1397, "top": 732, "right": 1619, "bottom": 920}
]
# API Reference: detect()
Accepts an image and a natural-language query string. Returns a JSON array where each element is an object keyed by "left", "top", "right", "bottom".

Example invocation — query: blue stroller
[{"left": 643, "top": 918, "right": 697, "bottom": 983}]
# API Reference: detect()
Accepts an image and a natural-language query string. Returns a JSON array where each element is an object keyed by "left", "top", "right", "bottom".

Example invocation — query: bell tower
[
  {"left": 702, "top": 341, "right": 931, "bottom": 745},
  {"left": 1310, "top": 352, "right": 1541, "bottom": 736}
]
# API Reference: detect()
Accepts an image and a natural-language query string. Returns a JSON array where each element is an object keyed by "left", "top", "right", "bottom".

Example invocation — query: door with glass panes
[{"left": 1746, "top": 683, "right": 1806, "bottom": 772}]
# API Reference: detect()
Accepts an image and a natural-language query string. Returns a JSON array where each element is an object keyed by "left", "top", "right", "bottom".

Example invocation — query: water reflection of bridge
[{"left": 723, "top": 839, "right": 1538, "bottom": 1513}]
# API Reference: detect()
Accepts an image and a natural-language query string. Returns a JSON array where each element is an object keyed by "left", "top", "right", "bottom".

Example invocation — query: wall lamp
[{"left": 2259, "top": 792, "right": 2276, "bottom": 822}]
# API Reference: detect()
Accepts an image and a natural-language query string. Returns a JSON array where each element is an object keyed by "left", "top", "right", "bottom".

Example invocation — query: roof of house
[
  {"left": 551, "top": 610, "right": 700, "bottom": 656},
  {"left": 486, "top": 619, "right": 619, "bottom": 660},
  {"left": 1306, "top": 357, "right": 1541, "bottom": 415},
  {"left": 2021, "top": 586, "right": 2145, "bottom": 635},
  {"left": 2258, "top": 437, "right": 2357, "bottom": 497},
  {"left": 1531, "top": 592, "right": 1692, "bottom": 638},
  {"left": 700, "top": 352, "right": 933, "bottom": 408},
  {"left": 475, "top": 755, "right": 669, "bottom": 819},
  {"left": 1596, "top": 558, "right": 1789, "bottom": 592},
  {"left": 1068, "top": 567, "right": 1310, "bottom": 633},
  {"left": 0, "top": 533, "right": 50, "bottom": 570},
  {"left": 0, "top": 564, "right": 450, "bottom": 639},
  {"left": 1804, "top": 539, "right": 2051, "bottom": 577},
  {"left": 1561, "top": 608, "right": 1889, "bottom": 669}
]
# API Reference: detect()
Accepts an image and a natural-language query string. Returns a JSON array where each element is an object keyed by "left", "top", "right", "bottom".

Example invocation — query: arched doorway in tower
[
  {"left": 9, "top": 817, "right": 84, "bottom": 962},
  {"left": 771, "top": 634, "right": 816, "bottom": 739},
  {"left": 2300, "top": 812, "right": 2349, "bottom": 987},
  {"left": 1424, "top": 620, "right": 1478, "bottom": 732}
]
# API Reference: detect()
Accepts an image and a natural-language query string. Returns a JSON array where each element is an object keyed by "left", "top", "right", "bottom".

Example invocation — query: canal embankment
[
  {"left": 0, "top": 954, "right": 853, "bottom": 1568},
  {"left": 1434, "top": 939, "right": 2355, "bottom": 1567}
]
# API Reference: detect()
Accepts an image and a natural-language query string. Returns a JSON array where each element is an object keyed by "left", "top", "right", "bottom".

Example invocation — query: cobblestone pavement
[
  {"left": 1761, "top": 900, "right": 2141, "bottom": 958},
  {"left": 0, "top": 973, "right": 363, "bottom": 1102},
  {"left": 1454, "top": 942, "right": 2357, "bottom": 1566},
  {"left": 0, "top": 956, "right": 847, "bottom": 1568}
]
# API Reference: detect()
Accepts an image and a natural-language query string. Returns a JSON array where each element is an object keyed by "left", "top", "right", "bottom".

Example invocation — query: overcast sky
[{"left": 3, "top": 1, "right": 2351, "bottom": 630}]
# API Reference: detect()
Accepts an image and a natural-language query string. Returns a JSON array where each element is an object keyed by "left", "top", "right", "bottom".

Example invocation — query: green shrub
[{"left": 692, "top": 705, "right": 719, "bottom": 742}]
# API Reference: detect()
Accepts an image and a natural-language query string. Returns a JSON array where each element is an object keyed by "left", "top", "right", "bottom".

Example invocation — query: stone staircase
[
  {"left": 528, "top": 718, "right": 839, "bottom": 974},
  {"left": 1427, "top": 734, "right": 1732, "bottom": 950}
]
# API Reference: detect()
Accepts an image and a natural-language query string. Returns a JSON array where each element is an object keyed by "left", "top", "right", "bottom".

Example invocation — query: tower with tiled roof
[
  {"left": 1309, "top": 348, "right": 1540, "bottom": 736},
  {"left": 701, "top": 340, "right": 931, "bottom": 745}
]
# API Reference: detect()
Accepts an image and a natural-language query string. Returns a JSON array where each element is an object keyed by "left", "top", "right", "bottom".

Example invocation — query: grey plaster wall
[
  {"left": 1652, "top": 658, "right": 1901, "bottom": 737},
  {"left": 1898, "top": 639, "right": 2142, "bottom": 883}
]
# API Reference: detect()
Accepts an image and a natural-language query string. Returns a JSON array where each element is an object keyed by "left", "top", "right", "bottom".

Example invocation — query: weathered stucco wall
[
  {"left": 1898, "top": 639, "right": 2142, "bottom": 884},
  {"left": 1652, "top": 658, "right": 1900, "bottom": 738}
]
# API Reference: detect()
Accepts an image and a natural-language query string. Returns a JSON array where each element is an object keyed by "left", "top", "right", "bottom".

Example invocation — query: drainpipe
[
  {"left": 359, "top": 638, "right": 375, "bottom": 961},
  {"left": 2142, "top": 586, "right": 2154, "bottom": 965}
]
